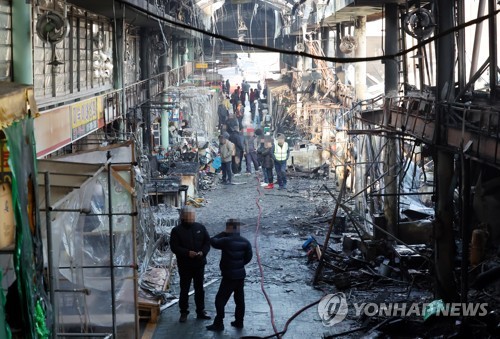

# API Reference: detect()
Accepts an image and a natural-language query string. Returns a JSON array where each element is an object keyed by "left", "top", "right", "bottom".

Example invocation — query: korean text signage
[{"left": 71, "top": 98, "right": 98, "bottom": 140}]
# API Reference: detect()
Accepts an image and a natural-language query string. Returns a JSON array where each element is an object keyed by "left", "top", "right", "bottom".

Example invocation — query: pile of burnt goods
[
  {"left": 154, "top": 141, "right": 219, "bottom": 191},
  {"left": 198, "top": 171, "right": 218, "bottom": 191},
  {"left": 287, "top": 142, "right": 331, "bottom": 179},
  {"left": 289, "top": 163, "right": 330, "bottom": 179},
  {"left": 197, "top": 141, "right": 220, "bottom": 191},
  {"left": 304, "top": 233, "right": 433, "bottom": 291},
  {"left": 302, "top": 231, "right": 500, "bottom": 337}
]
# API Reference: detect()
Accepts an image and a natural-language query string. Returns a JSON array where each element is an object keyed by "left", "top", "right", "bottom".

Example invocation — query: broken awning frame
[
  {"left": 0, "top": 81, "right": 38, "bottom": 128},
  {"left": 38, "top": 140, "right": 137, "bottom": 209},
  {"left": 37, "top": 160, "right": 105, "bottom": 209}
]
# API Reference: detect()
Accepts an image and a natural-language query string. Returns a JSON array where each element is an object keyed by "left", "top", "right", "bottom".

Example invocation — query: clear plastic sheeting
[{"left": 45, "top": 171, "right": 137, "bottom": 337}]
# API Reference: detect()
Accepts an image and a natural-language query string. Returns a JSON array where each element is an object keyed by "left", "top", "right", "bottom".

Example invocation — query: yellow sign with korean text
[
  {"left": 195, "top": 63, "right": 208, "bottom": 69},
  {"left": 71, "top": 98, "right": 98, "bottom": 128},
  {"left": 71, "top": 98, "right": 98, "bottom": 140}
]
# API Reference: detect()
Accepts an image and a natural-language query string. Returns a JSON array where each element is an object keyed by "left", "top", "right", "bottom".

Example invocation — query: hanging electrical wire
[
  {"left": 243, "top": 176, "right": 326, "bottom": 339},
  {"left": 114, "top": 0, "right": 500, "bottom": 64},
  {"left": 253, "top": 176, "right": 280, "bottom": 337}
]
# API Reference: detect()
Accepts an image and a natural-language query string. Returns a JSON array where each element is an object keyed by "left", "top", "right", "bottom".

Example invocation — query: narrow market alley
[
  {"left": 141, "top": 171, "right": 440, "bottom": 339},
  {"left": 3, "top": 1, "right": 500, "bottom": 338},
  {"left": 149, "top": 175, "right": 331, "bottom": 338}
]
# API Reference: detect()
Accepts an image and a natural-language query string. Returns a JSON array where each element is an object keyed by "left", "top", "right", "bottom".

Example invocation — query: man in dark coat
[
  {"left": 217, "top": 103, "right": 229, "bottom": 131},
  {"left": 228, "top": 129, "right": 244, "bottom": 174},
  {"left": 170, "top": 206, "right": 212, "bottom": 323},
  {"left": 206, "top": 219, "right": 253, "bottom": 331},
  {"left": 257, "top": 136, "right": 274, "bottom": 188},
  {"left": 231, "top": 88, "right": 240, "bottom": 112},
  {"left": 243, "top": 127, "right": 260, "bottom": 174}
]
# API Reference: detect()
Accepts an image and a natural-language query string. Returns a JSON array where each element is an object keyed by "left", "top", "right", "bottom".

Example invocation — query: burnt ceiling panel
[{"left": 213, "top": 2, "right": 281, "bottom": 50}]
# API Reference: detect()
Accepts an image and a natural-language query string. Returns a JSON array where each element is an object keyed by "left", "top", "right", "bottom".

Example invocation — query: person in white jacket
[{"left": 273, "top": 134, "right": 290, "bottom": 189}]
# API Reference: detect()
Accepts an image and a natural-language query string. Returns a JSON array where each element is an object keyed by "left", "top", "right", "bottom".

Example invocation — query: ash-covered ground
[
  {"left": 152, "top": 173, "right": 353, "bottom": 338},
  {"left": 197, "top": 174, "right": 330, "bottom": 285}
]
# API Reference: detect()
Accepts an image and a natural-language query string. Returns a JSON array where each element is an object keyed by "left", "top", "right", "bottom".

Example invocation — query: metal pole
[
  {"left": 313, "top": 169, "right": 349, "bottom": 285},
  {"left": 460, "top": 155, "right": 471, "bottom": 304},
  {"left": 455, "top": 57, "right": 490, "bottom": 101},
  {"left": 120, "top": 6, "right": 127, "bottom": 136},
  {"left": 53, "top": 289, "right": 90, "bottom": 295},
  {"left": 56, "top": 333, "right": 112, "bottom": 338},
  {"left": 12, "top": 0, "right": 33, "bottom": 84},
  {"left": 489, "top": 0, "right": 497, "bottom": 100},
  {"left": 140, "top": 28, "right": 152, "bottom": 153},
  {"left": 384, "top": 3, "right": 399, "bottom": 96},
  {"left": 321, "top": 27, "right": 330, "bottom": 58},
  {"left": 322, "top": 184, "right": 368, "bottom": 243},
  {"left": 44, "top": 172, "right": 56, "bottom": 339},
  {"left": 435, "top": 0, "right": 459, "bottom": 302},
  {"left": 161, "top": 62, "right": 170, "bottom": 151},
  {"left": 51, "top": 44, "right": 57, "bottom": 97},
  {"left": 384, "top": 124, "right": 398, "bottom": 237},
  {"left": 106, "top": 156, "right": 117, "bottom": 337},
  {"left": 354, "top": 16, "right": 367, "bottom": 101},
  {"left": 58, "top": 265, "right": 136, "bottom": 269},
  {"left": 384, "top": 3, "right": 399, "bottom": 238},
  {"left": 370, "top": 191, "right": 435, "bottom": 197},
  {"left": 130, "top": 141, "right": 140, "bottom": 339},
  {"left": 264, "top": 2, "right": 267, "bottom": 47},
  {"left": 457, "top": 0, "right": 466, "bottom": 92},
  {"left": 470, "top": 0, "right": 486, "bottom": 82}
]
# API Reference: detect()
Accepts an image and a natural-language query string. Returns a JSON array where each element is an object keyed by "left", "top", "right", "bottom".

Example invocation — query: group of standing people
[
  {"left": 217, "top": 77, "right": 286, "bottom": 188},
  {"left": 222, "top": 79, "right": 268, "bottom": 100},
  {"left": 256, "top": 133, "right": 290, "bottom": 190},
  {"left": 229, "top": 80, "right": 260, "bottom": 130},
  {"left": 218, "top": 128, "right": 290, "bottom": 190},
  {"left": 225, "top": 79, "right": 266, "bottom": 129},
  {"left": 218, "top": 79, "right": 269, "bottom": 134},
  {"left": 170, "top": 207, "right": 253, "bottom": 331}
]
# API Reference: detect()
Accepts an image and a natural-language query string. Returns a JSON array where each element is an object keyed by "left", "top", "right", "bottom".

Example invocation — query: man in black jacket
[
  {"left": 170, "top": 206, "right": 211, "bottom": 323},
  {"left": 228, "top": 129, "right": 244, "bottom": 174},
  {"left": 206, "top": 219, "right": 253, "bottom": 331}
]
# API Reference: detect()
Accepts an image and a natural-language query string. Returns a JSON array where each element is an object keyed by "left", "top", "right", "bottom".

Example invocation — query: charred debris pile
[{"left": 290, "top": 184, "right": 500, "bottom": 338}]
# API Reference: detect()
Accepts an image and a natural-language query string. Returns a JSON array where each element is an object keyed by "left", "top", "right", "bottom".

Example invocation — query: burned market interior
[{"left": 1, "top": 0, "right": 500, "bottom": 338}]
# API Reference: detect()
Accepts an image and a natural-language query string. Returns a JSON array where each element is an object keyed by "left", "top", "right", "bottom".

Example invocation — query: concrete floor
[{"left": 148, "top": 173, "right": 352, "bottom": 338}]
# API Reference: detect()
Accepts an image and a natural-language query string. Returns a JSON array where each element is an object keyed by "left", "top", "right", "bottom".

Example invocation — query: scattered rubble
[{"left": 139, "top": 130, "right": 500, "bottom": 338}]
